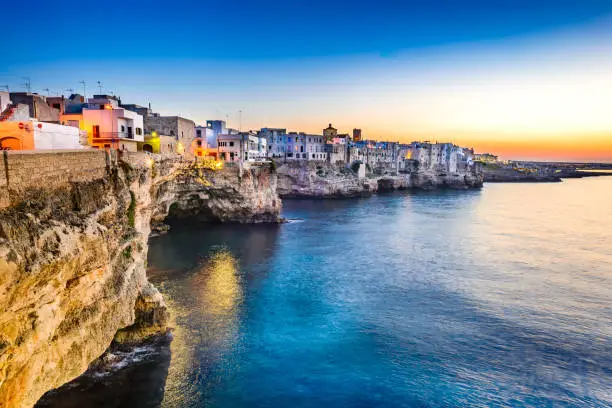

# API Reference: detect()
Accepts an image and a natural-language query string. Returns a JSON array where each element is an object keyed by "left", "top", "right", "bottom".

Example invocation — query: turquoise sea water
[{"left": 37, "top": 178, "right": 612, "bottom": 407}]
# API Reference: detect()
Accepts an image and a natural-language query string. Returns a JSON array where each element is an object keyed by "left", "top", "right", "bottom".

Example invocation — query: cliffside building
[
  {"left": 9, "top": 93, "right": 61, "bottom": 123},
  {"left": 60, "top": 94, "right": 144, "bottom": 151},
  {"left": 144, "top": 115, "right": 195, "bottom": 154},
  {"left": 218, "top": 132, "right": 267, "bottom": 162}
]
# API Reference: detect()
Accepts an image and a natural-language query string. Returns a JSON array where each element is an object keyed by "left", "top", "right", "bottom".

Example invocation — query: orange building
[{"left": 0, "top": 122, "right": 35, "bottom": 150}]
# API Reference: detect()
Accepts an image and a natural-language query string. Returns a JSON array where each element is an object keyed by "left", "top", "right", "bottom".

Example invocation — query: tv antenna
[
  {"left": 23, "top": 77, "right": 31, "bottom": 93},
  {"left": 43, "top": 88, "right": 51, "bottom": 96},
  {"left": 97, "top": 81, "right": 103, "bottom": 94},
  {"left": 78, "top": 80, "right": 86, "bottom": 98},
  {"left": 239, "top": 110, "right": 242, "bottom": 131}
]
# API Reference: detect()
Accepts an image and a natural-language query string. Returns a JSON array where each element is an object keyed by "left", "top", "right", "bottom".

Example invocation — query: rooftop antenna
[
  {"left": 78, "top": 80, "right": 86, "bottom": 98},
  {"left": 23, "top": 77, "right": 31, "bottom": 93},
  {"left": 43, "top": 88, "right": 50, "bottom": 96},
  {"left": 97, "top": 80, "right": 103, "bottom": 94},
  {"left": 239, "top": 109, "right": 242, "bottom": 132},
  {"left": 0, "top": 85, "right": 8, "bottom": 92}
]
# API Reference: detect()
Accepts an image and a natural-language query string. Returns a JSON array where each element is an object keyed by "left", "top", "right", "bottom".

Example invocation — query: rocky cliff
[
  {"left": 276, "top": 160, "right": 483, "bottom": 198},
  {"left": 0, "top": 151, "right": 280, "bottom": 408},
  {"left": 276, "top": 161, "right": 378, "bottom": 198}
]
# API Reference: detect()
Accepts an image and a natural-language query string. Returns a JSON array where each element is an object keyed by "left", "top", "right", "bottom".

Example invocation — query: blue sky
[{"left": 2, "top": 0, "right": 612, "bottom": 160}]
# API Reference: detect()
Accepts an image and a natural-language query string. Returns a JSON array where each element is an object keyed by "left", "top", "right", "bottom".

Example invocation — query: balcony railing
[{"left": 91, "top": 131, "right": 135, "bottom": 142}]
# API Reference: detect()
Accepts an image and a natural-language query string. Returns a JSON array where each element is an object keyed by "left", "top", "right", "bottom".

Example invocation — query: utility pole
[
  {"left": 79, "top": 80, "right": 86, "bottom": 98},
  {"left": 23, "top": 77, "right": 31, "bottom": 93}
]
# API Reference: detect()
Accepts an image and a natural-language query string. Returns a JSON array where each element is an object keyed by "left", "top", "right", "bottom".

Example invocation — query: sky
[{"left": 2, "top": 0, "right": 612, "bottom": 162}]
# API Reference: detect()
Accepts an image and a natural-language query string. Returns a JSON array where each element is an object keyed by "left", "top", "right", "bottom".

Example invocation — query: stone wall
[
  {"left": 0, "top": 150, "right": 108, "bottom": 209},
  {"left": 0, "top": 154, "right": 7, "bottom": 208}
]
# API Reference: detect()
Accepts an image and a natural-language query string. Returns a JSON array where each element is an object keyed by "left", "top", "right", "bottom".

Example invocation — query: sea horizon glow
[{"left": 2, "top": 0, "right": 612, "bottom": 162}]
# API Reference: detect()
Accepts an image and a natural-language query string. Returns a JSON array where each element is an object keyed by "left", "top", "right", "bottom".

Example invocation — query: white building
[
  {"left": 259, "top": 128, "right": 325, "bottom": 161},
  {"left": 195, "top": 125, "right": 216, "bottom": 148},
  {"left": 0, "top": 119, "right": 87, "bottom": 150},
  {"left": 218, "top": 132, "right": 267, "bottom": 162},
  {"left": 60, "top": 95, "right": 144, "bottom": 151},
  {"left": 259, "top": 127, "right": 287, "bottom": 159}
]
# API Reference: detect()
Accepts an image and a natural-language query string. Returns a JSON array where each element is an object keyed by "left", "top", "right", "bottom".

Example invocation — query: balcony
[{"left": 91, "top": 131, "right": 135, "bottom": 143}]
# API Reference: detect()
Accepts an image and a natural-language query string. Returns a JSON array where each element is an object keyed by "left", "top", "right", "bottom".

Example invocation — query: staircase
[{"left": 0, "top": 104, "right": 15, "bottom": 121}]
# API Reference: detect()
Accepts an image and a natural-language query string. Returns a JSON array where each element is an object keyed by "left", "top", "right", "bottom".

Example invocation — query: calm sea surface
[{"left": 37, "top": 178, "right": 612, "bottom": 407}]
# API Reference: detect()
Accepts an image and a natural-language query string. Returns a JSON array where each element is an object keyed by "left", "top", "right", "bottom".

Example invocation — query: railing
[{"left": 91, "top": 131, "right": 134, "bottom": 140}]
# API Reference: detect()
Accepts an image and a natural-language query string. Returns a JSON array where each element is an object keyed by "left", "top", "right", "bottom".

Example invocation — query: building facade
[
  {"left": 218, "top": 132, "right": 267, "bottom": 162},
  {"left": 9, "top": 93, "right": 60, "bottom": 123},
  {"left": 144, "top": 115, "right": 195, "bottom": 153},
  {"left": 0, "top": 120, "right": 86, "bottom": 150},
  {"left": 60, "top": 95, "right": 144, "bottom": 151}
]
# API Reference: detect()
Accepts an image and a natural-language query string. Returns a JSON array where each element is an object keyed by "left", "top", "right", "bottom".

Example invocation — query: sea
[{"left": 36, "top": 177, "right": 612, "bottom": 408}]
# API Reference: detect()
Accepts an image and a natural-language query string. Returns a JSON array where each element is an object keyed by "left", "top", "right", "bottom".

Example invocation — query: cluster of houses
[{"left": 0, "top": 91, "right": 480, "bottom": 174}]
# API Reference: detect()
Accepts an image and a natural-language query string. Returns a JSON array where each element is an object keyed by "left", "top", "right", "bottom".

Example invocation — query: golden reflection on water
[{"left": 161, "top": 249, "right": 242, "bottom": 407}]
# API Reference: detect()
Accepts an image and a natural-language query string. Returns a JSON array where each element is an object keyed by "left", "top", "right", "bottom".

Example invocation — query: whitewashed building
[
  {"left": 259, "top": 128, "right": 325, "bottom": 161},
  {"left": 218, "top": 132, "right": 267, "bottom": 162}
]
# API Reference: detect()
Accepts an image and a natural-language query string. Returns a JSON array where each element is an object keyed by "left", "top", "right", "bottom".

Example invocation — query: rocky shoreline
[
  {"left": 1, "top": 151, "right": 484, "bottom": 407},
  {"left": 276, "top": 161, "right": 483, "bottom": 199},
  {"left": 0, "top": 151, "right": 281, "bottom": 408}
]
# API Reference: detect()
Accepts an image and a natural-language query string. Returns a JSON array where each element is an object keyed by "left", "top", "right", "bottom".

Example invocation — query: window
[
  {"left": 196, "top": 130, "right": 201, "bottom": 137},
  {"left": 229, "top": 142, "right": 234, "bottom": 147},
  {"left": 136, "top": 128, "right": 142, "bottom": 135}
]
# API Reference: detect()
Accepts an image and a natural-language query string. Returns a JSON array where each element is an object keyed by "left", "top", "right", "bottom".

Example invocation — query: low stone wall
[{"left": 0, "top": 150, "right": 110, "bottom": 209}]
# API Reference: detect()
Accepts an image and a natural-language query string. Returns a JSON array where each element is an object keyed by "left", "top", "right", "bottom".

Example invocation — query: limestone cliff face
[
  {"left": 406, "top": 160, "right": 484, "bottom": 190},
  {"left": 0, "top": 152, "right": 281, "bottom": 408},
  {"left": 276, "top": 160, "right": 483, "bottom": 198},
  {"left": 150, "top": 158, "right": 281, "bottom": 224},
  {"left": 277, "top": 161, "right": 378, "bottom": 198}
]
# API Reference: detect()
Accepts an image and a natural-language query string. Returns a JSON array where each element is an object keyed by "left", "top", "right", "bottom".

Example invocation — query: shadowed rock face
[{"left": 0, "top": 153, "right": 281, "bottom": 408}]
